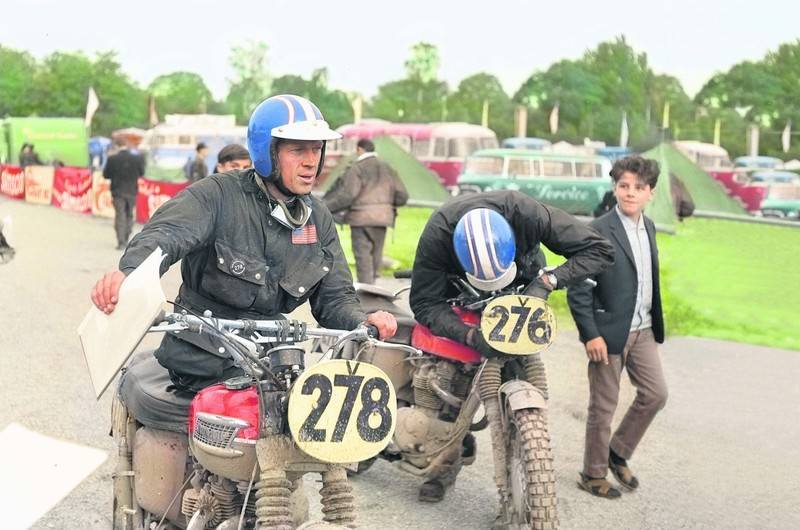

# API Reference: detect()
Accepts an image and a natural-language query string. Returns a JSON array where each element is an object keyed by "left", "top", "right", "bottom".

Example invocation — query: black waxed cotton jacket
[
  {"left": 120, "top": 169, "right": 366, "bottom": 390},
  {"left": 409, "top": 191, "right": 615, "bottom": 345}
]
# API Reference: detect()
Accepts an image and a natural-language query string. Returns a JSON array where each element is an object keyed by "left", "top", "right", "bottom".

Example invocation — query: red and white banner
[
  {"left": 136, "top": 178, "right": 189, "bottom": 224},
  {"left": 0, "top": 165, "right": 25, "bottom": 199},
  {"left": 24, "top": 166, "right": 55, "bottom": 205},
  {"left": 91, "top": 170, "right": 115, "bottom": 219},
  {"left": 52, "top": 167, "right": 92, "bottom": 214}
]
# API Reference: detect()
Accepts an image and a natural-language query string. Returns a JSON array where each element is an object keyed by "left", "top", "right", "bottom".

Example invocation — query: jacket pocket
[
  {"left": 279, "top": 248, "right": 332, "bottom": 312},
  {"left": 200, "top": 239, "right": 267, "bottom": 309}
]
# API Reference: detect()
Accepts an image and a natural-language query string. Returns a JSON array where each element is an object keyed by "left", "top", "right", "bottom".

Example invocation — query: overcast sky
[{"left": 4, "top": 0, "right": 798, "bottom": 101}]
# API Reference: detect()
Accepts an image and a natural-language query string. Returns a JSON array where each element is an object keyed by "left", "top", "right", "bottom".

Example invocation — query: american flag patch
[{"left": 291, "top": 224, "right": 318, "bottom": 244}]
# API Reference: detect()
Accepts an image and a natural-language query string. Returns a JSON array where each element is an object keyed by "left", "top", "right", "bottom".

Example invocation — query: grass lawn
[{"left": 336, "top": 207, "right": 800, "bottom": 351}]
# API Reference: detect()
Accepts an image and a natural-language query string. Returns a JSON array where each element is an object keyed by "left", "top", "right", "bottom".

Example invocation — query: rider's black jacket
[
  {"left": 120, "top": 169, "right": 365, "bottom": 391},
  {"left": 409, "top": 191, "right": 615, "bottom": 345}
]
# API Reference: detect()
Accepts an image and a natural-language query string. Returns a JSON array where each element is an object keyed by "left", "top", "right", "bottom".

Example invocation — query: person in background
[
  {"left": 19, "top": 143, "right": 44, "bottom": 168},
  {"left": 103, "top": 140, "right": 146, "bottom": 250},
  {"left": 594, "top": 172, "right": 694, "bottom": 222},
  {"left": 324, "top": 138, "right": 409, "bottom": 284},
  {"left": 215, "top": 143, "right": 251, "bottom": 173},
  {"left": 187, "top": 142, "right": 209, "bottom": 182},
  {"left": 568, "top": 155, "right": 668, "bottom": 499}
]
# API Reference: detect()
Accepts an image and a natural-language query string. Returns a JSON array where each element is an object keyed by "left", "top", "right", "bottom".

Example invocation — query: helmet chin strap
[{"left": 255, "top": 174, "right": 312, "bottom": 229}]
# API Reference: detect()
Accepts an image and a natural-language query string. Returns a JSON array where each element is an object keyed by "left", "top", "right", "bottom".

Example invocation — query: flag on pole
[
  {"left": 352, "top": 95, "right": 363, "bottom": 124},
  {"left": 514, "top": 105, "right": 528, "bottom": 138},
  {"left": 619, "top": 111, "right": 629, "bottom": 148},
  {"left": 713, "top": 118, "right": 721, "bottom": 146},
  {"left": 782, "top": 121, "right": 791, "bottom": 153},
  {"left": 148, "top": 94, "right": 159, "bottom": 127},
  {"left": 84, "top": 87, "right": 99, "bottom": 128},
  {"left": 481, "top": 99, "right": 489, "bottom": 128},
  {"left": 549, "top": 103, "right": 559, "bottom": 135},
  {"left": 661, "top": 101, "right": 670, "bottom": 130}
]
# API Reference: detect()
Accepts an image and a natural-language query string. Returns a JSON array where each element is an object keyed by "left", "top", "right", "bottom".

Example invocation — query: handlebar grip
[
  {"left": 365, "top": 324, "right": 380, "bottom": 339},
  {"left": 393, "top": 270, "right": 412, "bottom": 279}
]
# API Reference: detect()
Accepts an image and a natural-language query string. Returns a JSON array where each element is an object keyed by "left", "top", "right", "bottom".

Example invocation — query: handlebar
[{"left": 393, "top": 270, "right": 412, "bottom": 279}]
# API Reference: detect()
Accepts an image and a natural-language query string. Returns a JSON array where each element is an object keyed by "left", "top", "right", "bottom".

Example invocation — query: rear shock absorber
[
  {"left": 253, "top": 468, "right": 292, "bottom": 530},
  {"left": 479, "top": 359, "right": 508, "bottom": 494},
  {"left": 319, "top": 466, "right": 356, "bottom": 528},
  {"left": 523, "top": 352, "right": 549, "bottom": 400}
]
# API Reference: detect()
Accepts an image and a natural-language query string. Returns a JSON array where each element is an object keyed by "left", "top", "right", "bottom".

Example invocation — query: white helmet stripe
[
  {"left": 463, "top": 211, "right": 481, "bottom": 277},
  {"left": 274, "top": 96, "right": 295, "bottom": 124},
  {"left": 296, "top": 96, "right": 317, "bottom": 121},
  {"left": 468, "top": 210, "right": 497, "bottom": 280},
  {"left": 483, "top": 209, "right": 502, "bottom": 277}
]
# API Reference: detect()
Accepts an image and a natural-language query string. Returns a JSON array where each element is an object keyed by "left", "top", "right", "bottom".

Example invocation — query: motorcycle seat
[{"left": 119, "top": 350, "right": 194, "bottom": 434}]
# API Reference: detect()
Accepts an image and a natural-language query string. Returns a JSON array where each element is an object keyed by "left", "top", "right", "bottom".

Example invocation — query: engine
[
  {"left": 181, "top": 472, "right": 257, "bottom": 528},
  {"left": 393, "top": 358, "right": 474, "bottom": 470}
]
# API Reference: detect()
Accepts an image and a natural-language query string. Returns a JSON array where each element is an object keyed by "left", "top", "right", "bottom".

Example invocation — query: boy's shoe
[
  {"left": 577, "top": 472, "right": 622, "bottom": 499},
  {"left": 608, "top": 456, "right": 640, "bottom": 490}
]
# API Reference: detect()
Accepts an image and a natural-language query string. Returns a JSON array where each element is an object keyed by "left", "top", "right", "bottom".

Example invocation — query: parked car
[
  {"left": 759, "top": 184, "right": 800, "bottom": 220},
  {"left": 457, "top": 148, "right": 612, "bottom": 215}
]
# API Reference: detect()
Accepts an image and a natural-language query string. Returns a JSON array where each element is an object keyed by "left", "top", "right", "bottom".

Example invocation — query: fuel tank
[
  {"left": 188, "top": 382, "right": 259, "bottom": 481},
  {"left": 411, "top": 308, "right": 482, "bottom": 364}
]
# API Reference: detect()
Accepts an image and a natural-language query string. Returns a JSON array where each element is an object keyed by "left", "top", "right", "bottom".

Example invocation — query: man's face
[
  {"left": 217, "top": 158, "right": 252, "bottom": 172},
  {"left": 613, "top": 170, "right": 653, "bottom": 218},
  {"left": 276, "top": 140, "right": 323, "bottom": 195},
  {"left": 198, "top": 148, "right": 209, "bottom": 158}
]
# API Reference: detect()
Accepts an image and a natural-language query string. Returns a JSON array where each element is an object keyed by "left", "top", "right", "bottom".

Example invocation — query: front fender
[{"left": 499, "top": 380, "right": 547, "bottom": 412}]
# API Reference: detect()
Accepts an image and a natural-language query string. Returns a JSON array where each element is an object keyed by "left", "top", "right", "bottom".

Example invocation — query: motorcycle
[
  {"left": 111, "top": 310, "right": 417, "bottom": 530},
  {"left": 338, "top": 272, "right": 575, "bottom": 530}
]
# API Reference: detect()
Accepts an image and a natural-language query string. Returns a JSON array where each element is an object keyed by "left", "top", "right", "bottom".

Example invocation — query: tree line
[{"left": 2, "top": 36, "right": 799, "bottom": 159}]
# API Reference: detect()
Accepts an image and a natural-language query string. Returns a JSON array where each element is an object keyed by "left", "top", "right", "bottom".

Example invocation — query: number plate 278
[
  {"left": 288, "top": 360, "right": 396, "bottom": 464},
  {"left": 480, "top": 295, "right": 557, "bottom": 355}
]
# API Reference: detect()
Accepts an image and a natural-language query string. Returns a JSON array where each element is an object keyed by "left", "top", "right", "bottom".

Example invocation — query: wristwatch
[{"left": 546, "top": 273, "right": 558, "bottom": 289}]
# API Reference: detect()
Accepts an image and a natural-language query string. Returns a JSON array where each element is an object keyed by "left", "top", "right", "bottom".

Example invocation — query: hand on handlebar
[
  {"left": 90, "top": 270, "right": 126, "bottom": 314},
  {"left": 522, "top": 275, "right": 554, "bottom": 300},
  {"left": 466, "top": 328, "right": 502, "bottom": 359},
  {"left": 365, "top": 310, "right": 397, "bottom": 340}
]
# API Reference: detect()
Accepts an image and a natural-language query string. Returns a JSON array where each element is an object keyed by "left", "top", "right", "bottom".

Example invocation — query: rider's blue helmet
[
  {"left": 247, "top": 94, "right": 341, "bottom": 182},
  {"left": 453, "top": 208, "right": 517, "bottom": 292}
]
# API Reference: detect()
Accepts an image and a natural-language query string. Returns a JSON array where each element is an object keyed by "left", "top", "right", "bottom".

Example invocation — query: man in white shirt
[{"left": 567, "top": 155, "right": 668, "bottom": 499}]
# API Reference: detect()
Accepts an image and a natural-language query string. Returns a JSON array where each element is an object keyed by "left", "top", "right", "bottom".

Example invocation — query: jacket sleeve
[
  {"left": 323, "top": 166, "right": 361, "bottom": 214},
  {"left": 513, "top": 197, "right": 615, "bottom": 287},
  {"left": 309, "top": 210, "right": 367, "bottom": 330},
  {"left": 566, "top": 279, "right": 600, "bottom": 344},
  {"left": 118, "top": 179, "right": 220, "bottom": 276},
  {"left": 409, "top": 215, "right": 471, "bottom": 344},
  {"left": 391, "top": 167, "right": 409, "bottom": 207}
]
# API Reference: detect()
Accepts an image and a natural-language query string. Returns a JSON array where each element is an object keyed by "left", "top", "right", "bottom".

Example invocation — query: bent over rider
[
  {"left": 91, "top": 94, "right": 396, "bottom": 392},
  {"left": 408, "top": 190, "right": 615, "bottom": 503}
]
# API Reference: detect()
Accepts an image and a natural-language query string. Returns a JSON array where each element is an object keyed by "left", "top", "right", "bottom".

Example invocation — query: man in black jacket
[
  {"left": 411, "top": 190, "right": 615, "bottom": 351},
  {"left": 91, "top": 95, "right": 396, "bottom": 392},
  {"left": 567, "top": 155, "right": 668, "bottom": 499},
  {"left": 103, "top": 142, "right": 146, "bottom": 249}
]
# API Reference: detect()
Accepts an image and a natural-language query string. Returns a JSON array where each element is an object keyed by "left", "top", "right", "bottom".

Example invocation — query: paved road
[{"left": 1, "top": 197, "right": 798, "bottom": 529}]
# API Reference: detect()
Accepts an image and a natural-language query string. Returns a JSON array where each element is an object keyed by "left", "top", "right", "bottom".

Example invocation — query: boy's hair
[
  {"left": 610, "top": 155, "right": 660, "bottom": 188},
  {"left": 356, "top": 138, "right": 375, "bottom": 152},
  {"left": 196, "top": 142, "right": 208, "bottom": 152}
]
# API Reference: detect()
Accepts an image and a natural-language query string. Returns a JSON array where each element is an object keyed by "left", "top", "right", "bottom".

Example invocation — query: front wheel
[{"left": 505, "top": 408, "right": 558, "bottom": 529}]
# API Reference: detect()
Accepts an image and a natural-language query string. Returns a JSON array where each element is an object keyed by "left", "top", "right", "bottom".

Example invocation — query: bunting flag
[
  {"left": 148, "top": 95, "right": 159, "bottom": 127},
  {"left": 549, "top": 103, "right": 559, "bottom": 135},
  {"left": 662, "top": 101, "right": 670, "bottom": 130},
  {"left": 619, "top": 111, "right": 629, "bottom": 148},
  {"left": 713, "top": 118, "right": 722, "bottom": 146},
  {"left": 782, "top": 121, "right": 791, "bottom": 153},
  {"left": 481, "top": 99, "right": 489, "bottom": 128},
  {"left": 84, "top": 87, "right": 99, "bottom": 128}
]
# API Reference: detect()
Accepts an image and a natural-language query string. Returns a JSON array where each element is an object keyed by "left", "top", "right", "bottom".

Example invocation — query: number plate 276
[
  {"left": 480, "top": 295, "right": 557, "bottom": 355},
  {"left": 288, "top": 360, "right": 396, "bottom": 464}
]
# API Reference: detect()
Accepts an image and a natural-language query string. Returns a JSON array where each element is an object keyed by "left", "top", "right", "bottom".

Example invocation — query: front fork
[{"left": 479, "top": 354, "right": 549, "bottom": 501}]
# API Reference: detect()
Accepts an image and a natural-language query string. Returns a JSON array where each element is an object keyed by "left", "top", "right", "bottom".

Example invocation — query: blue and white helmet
[
  {"left": 247, "top": 94, "right": 342, "bottom": 181},
  {"left": 453, "top": 208, "right": 517, "bottom": 292}
]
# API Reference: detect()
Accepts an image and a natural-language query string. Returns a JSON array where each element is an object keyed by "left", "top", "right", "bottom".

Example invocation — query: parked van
[
  {"left": 674, "top": 141, "right": 732, "bottom": 170},
  {"left": 457, "top": 149, "right": 612, "bottom": 215}
]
